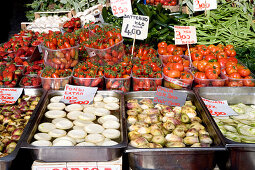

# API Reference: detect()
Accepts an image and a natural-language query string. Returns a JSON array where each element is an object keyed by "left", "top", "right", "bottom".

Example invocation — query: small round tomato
[
  {"left": 243, "top": 76, "right": 255, "bottom": 87},
  {"left": 158, "top": 47, "right": 167, "bottom": 55},
  {"left": 238, "top": 67, "right": 251, "bottom": 77},
  {"left": 191, "top": 52, "right": 203, "bottom": 61},
  {"left": 197, "top": 60, "right": 208, "bottom": 72},
  {"left": 218, "top": 58, "right": 228, "bottom": 68},
  {"left": 158, "top": 42, "right": 167, "bottom": 48},
  {"left": 205, "top": 68, "right": 218, "bottom": 79},
  {"left": 166, "top": 44, "right": 176, "bottom": 54},
  {"left": 216, "top": 52, "right": 227, "bottom": 60},
  {"left": 167, "top": 69, "right": 181, "bottom": 78},
  {"left": 227, "top": 57, "right": 238, "bottom": 63},
  {"left": 228, "top": 72, "right": 241, "bottom": 79},
  {"left": 172, "top": 63, "right": 184, "bottom": 72},
  {"left": 205, "top": 55, "right": 216, "bottom": 61},
  {"left": 226, "top": 66, "right": 238, "bottom": 75}
]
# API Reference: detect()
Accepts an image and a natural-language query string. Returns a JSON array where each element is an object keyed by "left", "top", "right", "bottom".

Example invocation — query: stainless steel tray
[
  {"left": 0, "top": 88, "right": 46, "bottom": 170},
  {"left": 194, "top": 87, "right": 255, "bottom": 170},
  {"left": 22, "top": 90, "right": 127, "bottom": 162},
  {"left": 125, "top": 91, "right": 225, "bottom": 170}
]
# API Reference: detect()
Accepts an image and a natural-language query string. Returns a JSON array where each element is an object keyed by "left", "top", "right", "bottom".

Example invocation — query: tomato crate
[
  {"left": 193, "top": 71, "right": 227, "bottom": 87},
  {"left": 41, "top": 45, "right": 79, "bottom": 69},
  {"left": 132, "top": 74, "right": 163, "bottom": 91},
  {"left": 84, "top": 39, "right": 124, "bottom": 66},
  {"left": 105, "top": 76, "right": 131, "bottom": 92},
  {"left": 73, "top": 76, "right": 104, "bottom": 90},
  {"left": 159, "top": 53, "right": 191, "bottom": 68},
  {"left": 163, "top": 69, "right": 194, "bottom": 89},
  {"left": 40, "top": 69, "right": 72, "bottom": 90},
  {"left": 19, "top": 75, "right": 41, "bottom": 88}
]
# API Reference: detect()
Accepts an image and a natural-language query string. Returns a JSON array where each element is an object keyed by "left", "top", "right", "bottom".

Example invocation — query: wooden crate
[
  {"left": 21, "top": 22, "right": 33, "bottom": 31},
  {"left": 34, "top": 10, "right": 74, "bottom": 19}
]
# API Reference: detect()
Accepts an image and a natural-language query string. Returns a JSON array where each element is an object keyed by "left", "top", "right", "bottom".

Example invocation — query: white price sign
[
  {"left": 0, "top": 88, "right": 23, "bottom": 104},
  {"left": 110, "top": 0, "right": 132, "bottom": 17},
  {"left": 202, "top": 98, "right": 238, "bottom": 117},
  {"left": 121, "top": 14, "right": 149, "bottom": 40},
  {"left": 61, "top": 84, "right": 97, "bottom": 104},
  {"left": 193, "top": 0, "right": 217, "bottom": 11},
  {"left": 174, "top": 26, "right": 197, "bottom": 45}
]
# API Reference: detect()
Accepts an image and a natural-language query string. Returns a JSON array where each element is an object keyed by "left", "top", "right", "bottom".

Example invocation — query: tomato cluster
[
  {"left": 158, "top": 42, "right": 186, "bottom": 56},
  {"left": 83, "top": 24, "right": 124, "bottom": 65},
  {"left": 0, "top": 64, "right": 23, "bottom": 87},
  {"left": 132, "top": 58, "right": 162, "bottom": 91},
  {"left": 126, "top": 44, "right": 157, "bottom": 60},
  {"left": 222, "top": 61, "right": 255, "bottom": 87},
  {"left": 146, "top": 0, "right": 177, "bottom": 6},
  {"left": 73, "top": 61, "right": 104, "bottom": 89},
  {"left": 23, "top": 60, "right": 44, "bottom": 76},
  {"left": 43, "top": 32, "right": 79, "bottom": 69},
  {"left": 20, "top": 75, "right": 41, "bottom": 87},
  {"left": 41, "top": 67, "right": 72, "bottom": 90},
  {"left": 63, "top": 17, "right": 82, "bottom": 33}
]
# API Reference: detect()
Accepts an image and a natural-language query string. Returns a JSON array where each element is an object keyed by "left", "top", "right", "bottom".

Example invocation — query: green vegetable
[{"left": 180, "top": 2, "right": 255, "bottom": 48}]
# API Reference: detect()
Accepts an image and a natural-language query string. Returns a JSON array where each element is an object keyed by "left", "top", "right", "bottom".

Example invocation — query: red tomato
[
  {"left": 166, "top": 44, "right": 176, "bottom": 54},
  {"left": 218, "top": 58, "right": 228, "bottom": 68},
  {"left": 167, "top": 70, "right": 181, "bottom": 78},
  {"left": 191, "top": 52, "right": 203, "bottom": 61},
  {"left": 226, "top": 66, "right": 238, "bottom": 75},
  {"left": 227, "top": 57, "right": 238, "bottom": 63},
  {"left": 228, "top": 72, "right": 241, "bottom": 79},
  {"left": 238, "top": 67, "right": 251, "bottom": 77},
  {"left": 172, "top": 63, "right": 184, "bottom": 72},
  {"left": 205, "top": 55, "right": 216, "bottom": 61},
  {"left": 194, "top": 72, "right": 209, "bottom": 85},
  {"left": 243, "top": 76, "right": 255, "bottom": 87},
  {"left": 197, "top": 60, "right": 208, "bottom": 72},
  {"left": 211, "top": 78, "right": 225, "bottom": 87},
  {"left": 216, "top": 52, "right": 227, "bottom": 60},
  {"left": 158, "top": 48, "right": 167, "bottom": 55},
  {"left": 205, "top": 68, "right": 218, "bottom": 79}
]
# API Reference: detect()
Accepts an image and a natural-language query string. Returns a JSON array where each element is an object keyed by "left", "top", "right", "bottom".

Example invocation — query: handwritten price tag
[
  {"left": 121, "top": 14, "right": 149, "bottom": 40},
  {"left": 193, "top": 0, "right": 217, "bottom": 11},
  {"left": 174, "top": 26, "right": 197, "bottom": 45},
  {"left": 0, "top": 88, "right": 23, "bottom": 104},
  {"left": 153, "top": 86, "right": 187, "bottom": 107},
  {"left": 110, "top": 0, "right": 132, "bottom": 17},
  {"left": 61, "top": 84, "right": 97, "bottom": 104},
  {"left": 202, "top": 97, "right": 238, "bottom": 117}
]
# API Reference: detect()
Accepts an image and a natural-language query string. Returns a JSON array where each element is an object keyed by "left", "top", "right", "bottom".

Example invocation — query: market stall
[{"left": 0, "top": 0, "right": 254, "bottom": 169}]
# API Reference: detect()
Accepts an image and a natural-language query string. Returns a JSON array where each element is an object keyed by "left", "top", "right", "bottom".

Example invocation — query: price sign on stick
[
  {"left": 174, "top": 26, "right": 197, "bottom": 45},
  {"left": 121, "top": 14, "right": 149, "bottom": 40},
  {"left": 110, "top": 0, "right": 132, "bottom": 17},
  {"left": 202, "top": 97, "right": 238, "bottom": 117},
  {"left": 0, "top": 88, "right": 23, "bottom": 104},
  {"left": 193, "top": 0, "right": 217, "bottom": 11},
  {"left": 153, "top": 86, "right": 187, "bottom": 107},
  {"left": 61, "top": 84, "right": 97, "bottom": 104}
]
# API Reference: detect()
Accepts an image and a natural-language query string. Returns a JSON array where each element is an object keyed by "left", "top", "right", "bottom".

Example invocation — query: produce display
[
  {"left": 63, "top": 17, "right": 82, "bottom": 33},
  {"left": 0, "top": 94, "right": 40, "bottom": 157},
  {"left": 214, "top": 103, "right": 255, "bottom": 143},
  {"left": 127, "top": 99, "right": 213, "bottom": 148},
  {"left": 40, "top": 67, "right": 72, "bottom": 90},
  {"left": 19, "top": 75, "right": 41, "bottom": 88},
  {"left": 145, "top": 0, "right": 177, "bottom": 6},
  {"left": 23, "top": 60, "right": 44, "bottom": 76},
  {"left": 31, "top": 94, "right": 121, "bottom": 146},
  {"left": 0, "top": 64, "right": 23, "bottom": 88},
  {"left": 73, "top": 61, "right": 104, "bottom": 89}
]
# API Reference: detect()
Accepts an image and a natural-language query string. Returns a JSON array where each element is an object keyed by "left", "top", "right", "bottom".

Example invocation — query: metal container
[
  {"left": 22, "top": 90, "right": 127, "bottom": 162},
  {"left": 125, "top": 91, "right": 225, "bottom": 170},
  {"left": 0, "top": 88, "right": 46, "bottom": 170},
  {"left": 194, "top": 87, "right": 255, "bottom": 170}
]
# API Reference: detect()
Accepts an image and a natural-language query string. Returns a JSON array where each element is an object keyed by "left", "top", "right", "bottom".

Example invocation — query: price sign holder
[
  {"left": 61, "top": 84, "right": 97, "bottom": 104},
  {"left": 121, "top": 14, "right": 149, "bottom": 57},
  {"left": 174, "top": 26, "right": 197, "bottom": 64},
  {"left": 201, "top": 97, "right": 238, "bottom": 117},
  {"left": 110, "top": 0, "right": 132, "bottom": 17},
  {"left": 153, "top": 86, "right": 187, "bottom": 107},
  {"left": 0, "top": 88, "right": 23, "bottom": 104},
  {"left": 193, "top": 0, "right": 217, "bottom": 12}
]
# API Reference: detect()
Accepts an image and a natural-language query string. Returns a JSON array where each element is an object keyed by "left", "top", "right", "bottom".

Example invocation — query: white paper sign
[
  {"left": 121, "top": 15, "right": 149, "bottom": 40},
  {"left": 174, "top": 26, "right": 197, "bottom": 45},
  {"left": 193, "top": 0, "right": 217, "bottom": 11},
  {"left": 110, "top": 0, "right": 132, "bottom": 17},
  {"left": 0, "top": 88, "right": 23, "bottom": 104},
  {"left": 61, "top": 84, "right": 97, "bottom": 104},
  {"left": 202, "top": 97, "right": 238, "bottom": 117}
]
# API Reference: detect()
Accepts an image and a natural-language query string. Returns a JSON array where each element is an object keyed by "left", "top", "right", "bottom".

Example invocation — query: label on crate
[
  {"left": 110, "top": 0, "right": 132, "bottom": 17},
  {"left": 164, "top": 76, "right": 190, "bottom": 88},
  {"left": 174, "top": 26, "right": 197, "bottom": 45},
  {"left": 201, "top": 97, "right": 238, "bottom": 117},
  {"left": 153, "top": 86, "right": 187, "bottom": 107},
  {"left": 0, "top": 88, "right": 23, "bottom": 104},
  {"left": 121, "top": 14, "right": 149, "bottom": 40},
  {"left": 193, "top": 0, "right": 217, "bottom": 11},
  {"left": 61, "top": 84, "right": 97, "bottom": 104}
]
